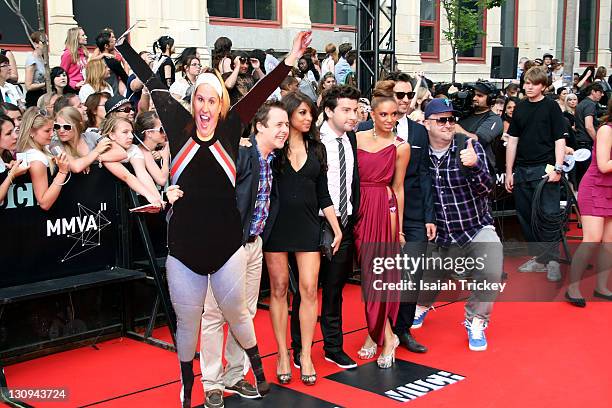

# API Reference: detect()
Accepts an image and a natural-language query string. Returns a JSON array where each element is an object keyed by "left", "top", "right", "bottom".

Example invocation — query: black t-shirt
[
  {"left": 508, "top": 96, "right": 566, "bottom": 167},
  {"left": 574, "top": 97, "right": 598, "bottom": 144}
]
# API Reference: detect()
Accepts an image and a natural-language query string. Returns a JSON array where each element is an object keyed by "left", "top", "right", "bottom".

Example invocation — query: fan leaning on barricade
[{"left": 116, "top": 30, "right": 312, "bottom": 406}]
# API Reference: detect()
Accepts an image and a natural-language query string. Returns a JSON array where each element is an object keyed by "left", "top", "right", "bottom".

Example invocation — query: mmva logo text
[
  {"left": 47, "top": 214, "right": 100, "bottom": 237},
  {"left": 46, "top": 203, "right": 111, "bottom": 262}
]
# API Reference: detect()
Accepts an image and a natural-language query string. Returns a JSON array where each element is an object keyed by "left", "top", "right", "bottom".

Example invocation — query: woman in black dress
[
  {"left": 264, "top": 91, "right": 342, "bottom": 385},
  {"left": 118, "top": 32, "right": 312, "bottom": 407}
]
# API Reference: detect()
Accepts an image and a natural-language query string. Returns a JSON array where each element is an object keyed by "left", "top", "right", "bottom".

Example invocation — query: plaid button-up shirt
[
  {"left": 429, "top": 138, "right": 493, "bottom": 247},
  {"left": 249, "top": 150, "right": 275, "bottom": 237}
]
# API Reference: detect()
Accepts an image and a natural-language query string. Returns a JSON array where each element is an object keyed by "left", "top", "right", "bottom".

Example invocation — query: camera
[{"left": 449, "top": 83, "right": 476, "bottom": 119}]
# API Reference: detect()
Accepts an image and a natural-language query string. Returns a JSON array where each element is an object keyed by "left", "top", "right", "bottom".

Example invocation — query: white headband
[{"left": 193, "top": 73, "right": 224, "bottom": 99}]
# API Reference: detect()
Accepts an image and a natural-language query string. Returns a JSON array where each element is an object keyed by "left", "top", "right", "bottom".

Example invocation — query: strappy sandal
[
  {"left": 357, "top": 343, "right": 377, "bottom": 360},
  {"left": 299, "top": 354, "right": 317, "bottom": 386},
  {"left": 276, "top": 352, "right": 292, "bottom": 384}
]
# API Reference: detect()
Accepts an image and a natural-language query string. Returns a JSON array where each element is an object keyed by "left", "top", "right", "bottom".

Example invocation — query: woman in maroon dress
[
  {"left": 567, "top": 102, "right": 612, "bottom": 306},
  {"left": 354, "top": 82, "right": 411, "bottom": 368}
]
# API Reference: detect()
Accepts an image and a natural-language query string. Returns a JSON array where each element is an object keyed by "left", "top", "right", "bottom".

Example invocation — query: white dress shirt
[
  {"left": 395, "top": 114, "right": 409, "bottom": 142},
  {"left": 319, "top": 121, "right": 354, "bottom": 217}
]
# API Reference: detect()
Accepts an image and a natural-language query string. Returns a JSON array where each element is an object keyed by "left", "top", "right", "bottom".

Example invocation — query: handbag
[{"left": 319, "top": 220, "right": 334, "bottom": 260}]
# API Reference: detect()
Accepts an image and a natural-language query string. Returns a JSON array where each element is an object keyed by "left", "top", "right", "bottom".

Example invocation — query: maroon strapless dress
[{"left": 354, "top": 143, "right": 401, "bottom": 345}]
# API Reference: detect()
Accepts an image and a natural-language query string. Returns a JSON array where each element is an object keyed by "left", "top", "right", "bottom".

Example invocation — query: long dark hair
[
  {"left": 153, "top": 35, "right": 174, "bottom": 55},
  {"left": 276, "top": 91, "right": 326, "bottom": 174},
  {"left": 212, "top": 37, "right": 232, "bottom": 72},
  {"left": 502, "top": 96, "right": 520, "bottom": 122},
  {"left": 299, "top": 55, "right": 320, "bottom": 82},
  {"left": 175, "top": 47, "right": 198, "bottom": 72}
]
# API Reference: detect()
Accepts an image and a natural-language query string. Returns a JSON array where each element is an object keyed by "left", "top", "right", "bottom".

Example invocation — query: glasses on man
[
  {"left": 144, "top": 126, "right": 165, "bottom": 134},
  {"left": 0, "top": 64, "right": 10, "bottom": 69},
  {"left": 431, "top": 117, "right": 457, "bottom": 126},
  {"left": 54, "top": 123, "right": 73, "bottom": 131},
  {"left": 395, "top": 91, "right": 415, "bottom": 100},
  {"left": 239, "top": 57, "right": 248, "bottom": 63}
]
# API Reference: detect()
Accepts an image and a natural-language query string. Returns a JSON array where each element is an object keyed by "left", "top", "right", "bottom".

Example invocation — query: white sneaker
[
  {"left": 518, "top": 257, "right": 546, "bottom": 273},
  {"left": 465, "top": 317, "right": 488, "bottom": 351},
  {"left": 546, "top": 261, "right": 561, "bottom": 282}
]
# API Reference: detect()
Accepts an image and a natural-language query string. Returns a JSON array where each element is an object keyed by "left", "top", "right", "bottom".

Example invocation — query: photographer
[{"left": 455, "top": 82, "right": 503, "bottom": 172}]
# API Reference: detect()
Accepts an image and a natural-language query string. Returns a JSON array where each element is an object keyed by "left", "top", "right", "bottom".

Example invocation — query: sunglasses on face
[
  {"left": 431, "top": 117, "right": 457, "bottom": 126},
  {"left": 239, "top": 57, "right": 248, "bottom": 63},
  {"left": 115, "top": 106, "right": 133, "bottom": 113},
  {"left": 54, "top": 123, "right": 72, "bottom": 131},
  {"left": 144, "top": 126, "right": 165, "bottom": 134},
  {"left": 395, "top": 91, "right": 415, "bottom": 100}
]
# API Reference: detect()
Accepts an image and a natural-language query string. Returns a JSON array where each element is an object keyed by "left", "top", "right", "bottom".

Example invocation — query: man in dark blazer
[
  {"left": 387, "top": 72, "right": 436, "bottom": 353},
  {"left": 291, "top": 85, "right": 361, "bottom": 369},
  {"left": 200, "top": 101, "right": 288, "bottom": 407}
]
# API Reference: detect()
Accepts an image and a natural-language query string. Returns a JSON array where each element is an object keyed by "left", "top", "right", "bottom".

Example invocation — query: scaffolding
[{"left": 356, "top": 0, "right": 397, "bottom": 98}]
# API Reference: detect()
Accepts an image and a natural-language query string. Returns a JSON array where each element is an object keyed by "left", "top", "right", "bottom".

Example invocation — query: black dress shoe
[
  {"left": 565, "top": 292, "right": 586, "bottom": 307},
  {"left": 397, "top": 332, "right": 427, "bottom": 353},
  {"left": 324, "top": 350, "right": 357, "bottom": 369},
  {"left": 292, "top": 350, "right": 301, "bottom": 369},
  {"left": 593, "top": 290, "right": 612, "bottom": 300}
]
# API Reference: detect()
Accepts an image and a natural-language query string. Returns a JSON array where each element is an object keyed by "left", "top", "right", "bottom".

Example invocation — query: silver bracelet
[{"left": 53, "top": 170, "right": 71, "bottom": 186}]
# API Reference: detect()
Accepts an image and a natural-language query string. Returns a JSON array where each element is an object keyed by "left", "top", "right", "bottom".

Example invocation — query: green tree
[{"left": 441, "top": 0, "right": 505, "bottom": 82}]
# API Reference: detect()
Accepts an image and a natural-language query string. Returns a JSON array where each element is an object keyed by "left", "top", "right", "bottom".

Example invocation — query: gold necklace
[{"left": 373, "top": 129, "right": 378, "bottom": 140}]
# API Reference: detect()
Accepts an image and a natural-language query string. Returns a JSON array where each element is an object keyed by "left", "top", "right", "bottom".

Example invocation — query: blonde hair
[
  {"left": 56, "top": 107, "right": 85, "bottom": 158},
  {"left": 191, "top": 69, "right": 230, "bottom": 120},
  {"left": 65, "top": 27, "right": 89, "bottom": 64},
  {"left": 99, "top": 115, "right": 132, "bottom": 138},
  {"left": 16, "top": 107, "right": 55, "bottom": 173},
  {"left": 85, "top": 59, "right": 110, "bottom": 92}
]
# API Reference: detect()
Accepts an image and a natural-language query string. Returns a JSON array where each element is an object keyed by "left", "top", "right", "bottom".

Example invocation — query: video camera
[{"left": 449, "top": 82, "right": 477, "bottom": 119}]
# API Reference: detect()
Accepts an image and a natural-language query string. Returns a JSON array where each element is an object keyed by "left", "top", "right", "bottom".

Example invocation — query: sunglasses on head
[
  {"left": 144, "top": 126, "right": 165, "bottom": 134},
  {"left": 395, "top": 91, "right": 415, "bottom": 100},
  {"left": 53, "top": 123, "right": 73, "bottom": 131},
  {"left": 115, "top": 106, "right": 133, "bottom": 113},
  {"left": 431, "top": 117, "right": 457, "bottom": 126}
]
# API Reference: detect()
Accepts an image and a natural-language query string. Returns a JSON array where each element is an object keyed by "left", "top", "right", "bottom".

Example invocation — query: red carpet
[{"left": 4, "top": 266, "right": 611, "bottom": 407}]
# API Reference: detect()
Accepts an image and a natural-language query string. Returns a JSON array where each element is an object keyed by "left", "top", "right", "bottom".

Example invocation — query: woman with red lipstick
[
  {"left": 117, "top": 31, "right": 311, "bottom": 407},
  {"left": 264, "top": 91, "right": 342, "bottom": 386},
  {"left": 354, "top": 81, "right": 410, "bottom": 369}
]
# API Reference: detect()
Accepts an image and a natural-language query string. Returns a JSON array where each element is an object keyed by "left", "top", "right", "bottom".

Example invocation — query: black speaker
[{"left": 490, "top": 47, "right": 519, "bottom": 79}]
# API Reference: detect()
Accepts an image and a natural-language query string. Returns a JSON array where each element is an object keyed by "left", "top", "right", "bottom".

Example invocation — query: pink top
[{"left": 60, "top": 48, "right": 87, "bottom": 89}]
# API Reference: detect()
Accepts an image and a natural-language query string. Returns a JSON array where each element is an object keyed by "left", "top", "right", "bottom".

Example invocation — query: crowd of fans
[{"left": 1, "top": 24, "right": 611, "bottom": 408}]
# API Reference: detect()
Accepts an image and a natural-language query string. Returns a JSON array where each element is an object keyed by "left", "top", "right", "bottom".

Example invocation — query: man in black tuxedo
[
  {"left": 387, "top": 72, "right": 436, "bottom": 353},
  {"left": 291, "top": 85, "right": 361, "bottom": 369}
]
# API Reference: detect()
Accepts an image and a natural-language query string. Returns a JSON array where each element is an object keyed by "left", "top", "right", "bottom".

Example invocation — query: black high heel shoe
[
  {"left": 565, "top": 291, "right": 586, "bottom": 307},
  {"left": 299, "top": 354, "right": 317, "bottom": 386},
  {"left": 276, "top": 352, "right": 292, "bottom": 384}
]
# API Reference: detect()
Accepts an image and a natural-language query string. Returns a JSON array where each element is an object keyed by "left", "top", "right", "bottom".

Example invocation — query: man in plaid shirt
[{"left": 412, "top": 98, "right": 503, "bottom": 352}]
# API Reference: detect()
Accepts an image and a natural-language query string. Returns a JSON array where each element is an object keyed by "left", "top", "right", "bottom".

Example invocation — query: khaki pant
[{"left": 200, "top": 237, "right": 263, "bottom": 391}]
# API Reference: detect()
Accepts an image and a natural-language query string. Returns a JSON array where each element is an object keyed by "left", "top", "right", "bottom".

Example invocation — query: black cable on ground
[{"left": 530, "top": 175, "right": 574, "bottom": 242}]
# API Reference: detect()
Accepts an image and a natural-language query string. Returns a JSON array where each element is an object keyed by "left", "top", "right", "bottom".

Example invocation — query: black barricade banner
[{"left": 0, "top": 166, "right": 120, "bottom": 288}]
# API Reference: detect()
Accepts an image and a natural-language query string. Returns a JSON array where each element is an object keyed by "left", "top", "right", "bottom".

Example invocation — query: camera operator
[{"left": 455, "top": 82, "right": 503, "bottom": 173}]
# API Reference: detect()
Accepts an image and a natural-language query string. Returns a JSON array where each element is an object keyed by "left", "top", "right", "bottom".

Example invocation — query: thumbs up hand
[{"left": 460, "top": 138, "right": 479, "bottom": 167}]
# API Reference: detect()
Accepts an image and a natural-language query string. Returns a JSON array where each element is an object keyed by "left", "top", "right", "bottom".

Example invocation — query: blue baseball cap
[{"left": 424, "top": 98, "right": 458, "bottom": 119}]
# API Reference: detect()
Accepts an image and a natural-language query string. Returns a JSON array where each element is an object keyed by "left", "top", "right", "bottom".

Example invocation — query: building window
[
  {"left": 310, "top": 0, "right": 356, "bottom": 28},
  {"left": 500, "top": 0, "right": 517, "bottom": 47},
  {"left": 0, "top": 0, "right": 42, "bottom": 47},
  {"left": 72, "top": 0, "right": 128, "bottom": 46},
  {"left": 420, "top": 0, "right": 439, "bottom": 60},
  {"left": 208, "top": 0, "right": 279, "bottom": 22},
  {"left": 457, "top": 0, "right": 486, "bottom": 61},
  {"left": 577, "top": 0, "right": 599, "bottom": 64}
]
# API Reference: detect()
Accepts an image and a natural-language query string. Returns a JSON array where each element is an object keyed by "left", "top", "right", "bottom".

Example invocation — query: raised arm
[
  {"left": 232, "top": 31, "right": 312, "bottom": 125},
  {"left": 116, "top": 40, "right": 192, "bottom": 155}
]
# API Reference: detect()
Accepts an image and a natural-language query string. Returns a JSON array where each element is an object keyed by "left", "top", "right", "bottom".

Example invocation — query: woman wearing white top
[
  {"left": 133, "top": 111, "right": 169, "bottom": 187},
  {"left": 169, "top": 56, "right": 201, "bottom": 101},
  {"left": 0, "top": 115, "right": 29, "bottom": 202},
  {"left": 15, "top": 107, "right": 70, "bottom": 211},
  {"left": 98, "top": 116, "right": 162, "bottom": 206},
  {"left": 79, "top": 59, "right": 113, "bottom": 103},
  {"left": 320, "top": 43, "right": 337, "bottom": 76},
  {"left": 54, "top": 106, "right": 127, "bottom": 174}
]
